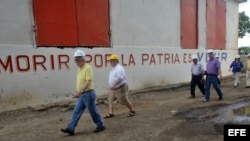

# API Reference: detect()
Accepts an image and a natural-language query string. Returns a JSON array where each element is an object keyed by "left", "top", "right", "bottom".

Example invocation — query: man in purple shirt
[{"left": 203, "top": 49, "right": 223, "bottom": 102}]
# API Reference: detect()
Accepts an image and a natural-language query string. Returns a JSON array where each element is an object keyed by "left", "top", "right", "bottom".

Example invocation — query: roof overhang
[{"left": 234, "top": 0, "right": 247, "bottom": 3}]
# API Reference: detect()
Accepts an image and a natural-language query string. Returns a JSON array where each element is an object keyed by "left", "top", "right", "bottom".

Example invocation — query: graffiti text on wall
[{"left": 0, "top": 52, "right": 227, "bottom": 73}]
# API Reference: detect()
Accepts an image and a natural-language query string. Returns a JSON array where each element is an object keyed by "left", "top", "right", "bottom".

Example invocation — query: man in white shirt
[
  {"left": 189, "top": 55, "right": 205, "bottom": 98},
  {"left": 104, "top": 54, "right": 135, "bottom": 118}
]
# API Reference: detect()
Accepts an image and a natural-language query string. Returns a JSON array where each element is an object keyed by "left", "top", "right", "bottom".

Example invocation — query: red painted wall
[
  {"left": 33, "top": 0, "right": 78, "bottom": 46},
  {"left": 181, "top": 0, "right": 198, "bottom": 49},
  {"left": 33, "top": 0, "right": 110, "bottom": 47},
  {"left": 206, "top": 0, "right": 226, "bottom": 49}
]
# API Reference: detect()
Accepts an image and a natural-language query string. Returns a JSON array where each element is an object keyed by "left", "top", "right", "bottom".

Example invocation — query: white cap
[
  {"left": 191, "top": 55, "right": 198, "bottom": 60},
  {"left": 247, "top": 53, "right": 250, "bottom": 57},
  {"left": 207, "top": 49, "right": 214, "bottom": 54},
  {"left": 74, "top": 50, "right": 85, "bottom": 57},
  {"left": 235, "top": 55, "right": 240, "bottom": 58}
]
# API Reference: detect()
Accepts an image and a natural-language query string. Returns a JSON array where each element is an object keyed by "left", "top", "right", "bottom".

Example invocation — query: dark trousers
[
  {"left": 190, "top": 74, "right": 205, "bottom": 96},
  {"left": 205, "top": 75, "right": 223, "bottom": 100}
]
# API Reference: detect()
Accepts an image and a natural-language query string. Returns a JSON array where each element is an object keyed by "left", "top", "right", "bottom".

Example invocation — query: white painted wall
[
  {"left": 111, "top": 0, "right": 181, "bottom": 47},
  {"left": 0, "top": 0, "right": 33, "bottom": 45},
  {"left": 198, "top": 0, "right": 207, "bottom": 49},
  {"left": 0, "top": 0, "right": 242, "bottom": 112},
  {"left": 0, "top": 46, "right": 235, "bottom": 113},
  {"left": 226, "top": 0, "right": 240, "bottom": 51}
]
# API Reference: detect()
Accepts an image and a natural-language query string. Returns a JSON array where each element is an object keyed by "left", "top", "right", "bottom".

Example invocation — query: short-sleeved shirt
[
  {"left": 206, "top": 57, "right": 221, "bottom": 75},
  {"left": 109, "top": 64, "right": 126, "bottom": 89},
  {"left": 191, "top": 62, "right": 204, "bottom": 75},
  {"left": 230, "top": 61, "right": 243, "bottom": 73},
  {"left": 76, "top": 63, "right": 94, "bottom": 92}
]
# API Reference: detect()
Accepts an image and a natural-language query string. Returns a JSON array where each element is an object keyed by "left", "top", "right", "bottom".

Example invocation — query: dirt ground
[{"left": 0, "top": 74, "right": 250, "bottom": 141}]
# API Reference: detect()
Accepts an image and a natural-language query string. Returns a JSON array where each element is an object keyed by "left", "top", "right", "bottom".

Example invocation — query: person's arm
[
  {"left": 229, "top": 62, "right": 233, "bottom": 71},
  {"left": 216, "top": 60, "right": 223, "bottom": 80},
  {"left": 73, "top": 66, "right": 93, "bottom": 98},
  {"left": 73, "top": 80, "right": 91, "bottom": 98},
  {"left": 240, "top": 62, "right": 244, "bottom": 68},
  {"left": 218, "top": 68, "right": 223, "bottom": 80},
  {"left": 79, "top": 80, "right": 91, "bottom": 93},
  {"left": 109, "top": 68, "right": 125, "bottom": 90},
  {"left": 109, "top": 78, "right": 122, "bottom": 90}
]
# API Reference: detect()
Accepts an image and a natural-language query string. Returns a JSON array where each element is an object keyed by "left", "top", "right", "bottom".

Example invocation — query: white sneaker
[{"left": 203, "top": 98, "right": 209, "bottom": 102}]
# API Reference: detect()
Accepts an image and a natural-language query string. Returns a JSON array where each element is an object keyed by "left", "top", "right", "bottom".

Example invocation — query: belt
[
  {"left": 192, "top": 74, "right": 202, "bottom": 76},
  {"left": 115, "top": 83, "right": 126, "bottom": 90},
  {"left": 82, "top": 89, "right": 93, "bottom": 94},
  {"left": 206, "top": 74, "right": 218, "bottom": 76}
]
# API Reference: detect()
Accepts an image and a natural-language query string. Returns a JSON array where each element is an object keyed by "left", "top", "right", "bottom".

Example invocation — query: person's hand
[
  {"left": 109, "top": 85, "right": 115, "bottom": 90},
  {"left": 200, "top": 79, "right": 205, "bottom": 84},
  {"left": 73, "top": 92, "right": 81, "bottom": 99},
  {"left": 219, "top": 75, "right": 223, "bottom": 80}
]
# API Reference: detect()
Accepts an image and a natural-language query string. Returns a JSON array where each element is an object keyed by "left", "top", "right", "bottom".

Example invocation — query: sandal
[
  {"left": 104, "top": 113, "right": 115, "bottom": 119},
  {"left": 128, "top": 111, "right": 136, "bottom": 117}
]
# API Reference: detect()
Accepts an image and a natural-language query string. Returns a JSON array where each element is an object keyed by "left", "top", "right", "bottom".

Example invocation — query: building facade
[{"left": 0, "top": 0, "right": 246, "bottom": 112}]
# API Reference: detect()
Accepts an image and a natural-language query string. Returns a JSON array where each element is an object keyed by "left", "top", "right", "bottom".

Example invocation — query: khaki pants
[
  {"left": 109, "top": 84, "right": 130, "bottom": 105},
  {"left": 246, "top": 70, "right": 250, "bottom": 86},
  {"left": 233, "top": 72, "right": 241, "bottom": 86}
]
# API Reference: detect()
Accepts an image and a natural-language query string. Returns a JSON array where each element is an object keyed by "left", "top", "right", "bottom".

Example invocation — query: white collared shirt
[
  {"left": 109, "top": 64, "right": 126, "bottom": 89},
  {"left": 191, "top": 62, "right": 204, "bottom": 75}
]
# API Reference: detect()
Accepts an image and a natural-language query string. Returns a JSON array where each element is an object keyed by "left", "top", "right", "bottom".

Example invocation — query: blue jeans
[
  {"left": 67, "top": 90, "right": 104, "bottom": 132},
  {"left": 205, "top": 75, "right": 223, "bottom": 100}
]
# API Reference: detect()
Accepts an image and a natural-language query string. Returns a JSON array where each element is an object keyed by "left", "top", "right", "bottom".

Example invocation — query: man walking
[
  {"left": 61, "top": 50, "right": 105, "bottom": 135},
  {"left": 189, "top": 55, "right": 205, "bottom": 98},
  {"left": 203, "top": 49, "right": 223, "bottom": 102},
  {"left": 246, "top": 53, "right": 250, "bottom": 88},
  {"left": 229, "top": 55, "right": 244, "bottom": 87},
  {"left": 104, "top": 54, "right": 136, "bottom": 118}
]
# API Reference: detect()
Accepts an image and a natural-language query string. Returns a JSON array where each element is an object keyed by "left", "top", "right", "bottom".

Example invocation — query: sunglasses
[{"left": 74, "top": 58, "right": 82, "bottom": 62}]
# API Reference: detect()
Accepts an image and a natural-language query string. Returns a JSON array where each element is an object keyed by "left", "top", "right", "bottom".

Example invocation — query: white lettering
[{"left": 228, "top": 129, "right": 246, "bottom": 136}]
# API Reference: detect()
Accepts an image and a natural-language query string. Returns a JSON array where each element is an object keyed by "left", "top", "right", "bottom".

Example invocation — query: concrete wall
[
  {"left": 226, "top": 0, "right": 239, "bottom": 51},
  {"left": 0, "top": 0, "right": 33, "bottom": 45},
  {"left": 111, "top": 0, "right": 180, "bottom": 47},
  {"left": 0, "top": 46, "right": 235, "bottom": 113},
  {"left": 198, "top": 0, "right": 207, "bottom": 49},
  {"left": 0, "top": 0, "right": 241, "bottom": 112}
]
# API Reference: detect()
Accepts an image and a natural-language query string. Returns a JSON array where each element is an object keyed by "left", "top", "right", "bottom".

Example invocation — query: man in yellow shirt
[
  {"left": 246, "top": 53, "right": 250, "bottom": 88},
  {"left": 61, "top": 50, "right": 105, "bottom": 135}
]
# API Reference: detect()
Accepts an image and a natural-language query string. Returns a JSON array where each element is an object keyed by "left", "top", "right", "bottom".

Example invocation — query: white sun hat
[
  {"left": 74, "top": 50, "right": 85, "bottom": 57},
  {"left": 192, "top": 55, "right": 198, "bottom": 60},
  {"left": 207, "top": 49, "right": 214, "bottom": 54}
]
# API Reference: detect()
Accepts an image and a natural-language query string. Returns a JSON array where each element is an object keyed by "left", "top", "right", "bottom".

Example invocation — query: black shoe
[
  {"left": 218, "top": 97, "right": 223, "bottom": 101},
  {"left": 93, "top": 126, "right": 106, "bottom": 133},
  {"left": 188, "top": 95, "right": 195, "bottom": 98},
  {"left": 61, "top": 128, "right": 74, "bottom": 135}
]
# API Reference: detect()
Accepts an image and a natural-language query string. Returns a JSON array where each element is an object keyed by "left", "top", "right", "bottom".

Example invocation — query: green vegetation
[
  {"left": 239, "top": 11, "right": 250, "bottom": 38},
  {"left": 238, "top": 46, "right": 250, "bottom": 55},
  {"left": 238, "top": 12, "right": 250, "bottom": 52}
]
